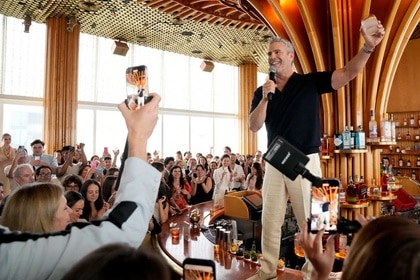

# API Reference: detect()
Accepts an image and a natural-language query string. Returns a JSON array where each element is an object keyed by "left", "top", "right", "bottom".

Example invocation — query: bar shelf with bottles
[{"left": 379, "top": 111, "right": 420, "bottom": 180}]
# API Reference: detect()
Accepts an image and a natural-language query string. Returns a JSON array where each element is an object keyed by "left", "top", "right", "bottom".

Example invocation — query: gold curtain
[
  {"left": 238, "top": 63, "right": 258, "bottom": 155},
  {"left": 43, "top": 17, "right": 80, "bottom": 153}
]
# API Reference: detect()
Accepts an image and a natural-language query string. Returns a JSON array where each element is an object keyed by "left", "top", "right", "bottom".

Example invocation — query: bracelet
[{"left": 362, "top": 44, "right": 375, "bottom": 53}]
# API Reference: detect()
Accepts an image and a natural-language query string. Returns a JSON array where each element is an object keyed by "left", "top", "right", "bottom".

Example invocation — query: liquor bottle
[
  {"left": 407, "top": 159, "right": 411, "bottom": 167},
  {"left": 380, "top": 113, "right": 391, "bottom": 142},
  {"left": 350, "top": 126, "right": 355, "bottom": 149},
  {"left": 355, "top": 125, "right": 366, "bottom": 149},
  {"left": 334, "top": 131, "right": 343, "bottom": 150},
  {"left": 339, "top": 177, "right": 346, "bottom": 203},
  {"left": 410, "top": 113, "right": 415, "bottom": 126},
  {"left": 403, "top": 117, "right": 408, "bottom": 126},
  {"left": 380, "top": 164, "right": 389, "bottom": 196},
  {"left": 357, "top": 175, "right": 368, "bottom": 202},
  {"left": 398, "top": 157, "right": 404, "bottom": 167},
  {"left": 397, "top": 132, "right": 402, "bottom": 140},
  {"left": 396, "top": 146, "right": 401, "bottom": 153},
  {"left": 368, "top": 110, "right": 378, "bottom": 141},
  {"left": 418, "top": 113, "right": 420, "bottom": 126},
  {"left": 321, "top": 133, "right": 329, "bottom": 155},
  {"left": 342, "top": 126, "right": 351, "bottom": 150},
  {"left": 416, "top": 130, "right": 420, "bottom": 140},
  {"left": 412, "top": 170, "right": 417, "bottom": 181},
  {"left": 417, "top": 156, "right": 420, "bottom": 167},
  {"left": 390, "top": 113, "right": 396, "bottom": 142},
  {"left": 346, "top": 176, "right": 358, "bottom": 204},
  {"left": 406, "top": 130, "right": 411, "bottom": 140}
]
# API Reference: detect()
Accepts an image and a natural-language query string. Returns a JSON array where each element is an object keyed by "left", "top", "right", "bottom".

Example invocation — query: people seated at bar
[
  {"left": 190, "top": 164, "right": 214, "bottom": 205},
  {"left": 168, "top": 165, "right": 192, "bottom": 211},
  {"left": 244, "top": 161, "right": 264, "bottom": 191},
  {"left": 65, "top": 190, "right": 87, "bottom": 223}
]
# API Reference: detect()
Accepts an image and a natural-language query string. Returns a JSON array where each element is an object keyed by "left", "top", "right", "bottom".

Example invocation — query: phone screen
[
  {"left": 183, "top": 258, "right": 215, "bottom": 280},
  {"left": 125, "top": 65, "right": 150, "bottom": 109},
  {"left": 309, "top": 178, "right": 340, "bottom": 234}
]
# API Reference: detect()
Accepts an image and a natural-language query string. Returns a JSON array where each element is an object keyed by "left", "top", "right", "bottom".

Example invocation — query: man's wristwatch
[{"left": 362, "top": 44, "right": 375, "bottom": 53}]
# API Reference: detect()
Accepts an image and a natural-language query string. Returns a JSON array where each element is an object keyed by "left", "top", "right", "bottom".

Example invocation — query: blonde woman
[
  {"left": 0, "top": 133, "right": 15, "bottom": 195},
  {"left": 1, "top": 183, "right": 72, "bottom": 233}
]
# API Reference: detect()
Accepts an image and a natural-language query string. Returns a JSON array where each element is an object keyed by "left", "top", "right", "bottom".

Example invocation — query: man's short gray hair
[
  {"left": 13, "top": 163, "right": 34, "bottom": 178},
  {"left": 270, "top": 37, "right": 295, "bottom": 53}
]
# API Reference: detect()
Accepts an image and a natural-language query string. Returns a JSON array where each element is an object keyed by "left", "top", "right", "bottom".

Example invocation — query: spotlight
[
  {"left": 112, "top": 41, "right": 129, "bottom": 56},
  {"left": 23, "top": 14, "right": 31, "bottom": 33}
]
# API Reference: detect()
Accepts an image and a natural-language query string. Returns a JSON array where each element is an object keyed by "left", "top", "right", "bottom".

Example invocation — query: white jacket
[{"left": 0, "top": 157, "right": 160, "bottom": 280}]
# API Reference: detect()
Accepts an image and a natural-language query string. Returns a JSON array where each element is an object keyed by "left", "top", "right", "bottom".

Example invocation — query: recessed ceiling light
[{"left": 192, "top": 50, "right": 202, "bottom": 54}]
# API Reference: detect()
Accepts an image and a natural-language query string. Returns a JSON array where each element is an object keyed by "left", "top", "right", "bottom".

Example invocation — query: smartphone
[
  {"left": 309, "top": 178, "right": 340, "bottom": 234},
  {"left": 183, "top": 258, "right": 216, "bottom": 280},
  {"left": 125, "top": 65, "right": 152, "bottom": 110}
]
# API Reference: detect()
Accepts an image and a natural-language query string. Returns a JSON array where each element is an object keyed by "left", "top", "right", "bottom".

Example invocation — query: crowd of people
[{"left": 0, "top": 129, "right": 266, "bottom": 232}]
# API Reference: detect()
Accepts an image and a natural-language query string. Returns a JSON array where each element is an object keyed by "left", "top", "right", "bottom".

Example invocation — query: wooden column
[
  {"left": 43, "top": 17, "right": 80, "bottom": 153},
  {"left": 238, "top": 63, "right": 258, "bottom": 155}
]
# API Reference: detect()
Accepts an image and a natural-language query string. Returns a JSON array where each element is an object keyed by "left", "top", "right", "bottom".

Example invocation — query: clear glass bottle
[
  {"left": 369, "top": 110, "right": 378, "bottom": 141},
  {"left": 342, "top": 126, "right": 351, "bottom": 150},
  {"left": 380, "top": 113, "right": 391, "bottom": 142}
]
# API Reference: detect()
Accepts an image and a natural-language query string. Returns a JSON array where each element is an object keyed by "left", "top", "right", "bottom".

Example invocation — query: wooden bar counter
[{"left": 154, "top": 201, "right": 303, "bottom": 279}]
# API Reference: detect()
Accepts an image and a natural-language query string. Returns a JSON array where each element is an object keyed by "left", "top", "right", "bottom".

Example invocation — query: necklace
[{"left": 1, "top": 146, "right": 11, "bottom": 159}]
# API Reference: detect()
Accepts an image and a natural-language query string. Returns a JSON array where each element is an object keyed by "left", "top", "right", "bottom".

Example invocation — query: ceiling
[
  {"left": 0, "top": 0, "right": 275, "bottom": 72},
  {"left": 0, "top": 0, "right": 418, "bottom": 74}
]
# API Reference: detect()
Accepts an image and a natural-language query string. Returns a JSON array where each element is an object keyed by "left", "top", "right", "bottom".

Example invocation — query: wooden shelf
[{"left": 334, "top": 149, "right": 367, "bottom": 154}]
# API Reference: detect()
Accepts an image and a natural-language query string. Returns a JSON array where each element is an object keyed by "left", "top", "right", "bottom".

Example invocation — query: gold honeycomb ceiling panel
[{"left": 0, "top": 0, "right": 274, "bottom": 72}]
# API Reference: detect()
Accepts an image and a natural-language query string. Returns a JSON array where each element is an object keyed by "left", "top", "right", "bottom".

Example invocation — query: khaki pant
[{"left": 258, "top": 153, "right": 321, "bottom": 280}]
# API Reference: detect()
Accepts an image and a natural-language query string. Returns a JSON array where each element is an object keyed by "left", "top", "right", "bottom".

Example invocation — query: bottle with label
[
  {"left": 398, "top": 157, "right": 404, "bottom": 167},
  {"left": 403, "top": 117, "right": 408, "bottom": 126},
  {"left": 350, "top": 126, "right": 355, "bottom": 149},
  {"left": 346, "top": 176, "right": 358, "bottom": 204},
  {"left": 368, "top": 109, "right": 378, "bottom": 141},
  {"left": 407, "top": 159, "right": 411, "bottom": 167},
  {"left": 357, "top": 175, "right": 368, "bottom": 202},
  {"left": 355, "top": 125, "right": 366, "bottom": 149},
  {"left": 334, "top": 132, "right": 343, "bottom": 150},
  {"left": 380, "top": 164, "right": 390, "bottom": 196},
  {"left": 396, "top": 146, "right": 401, "bottom": 153},
  {"left": 390, "top": 113, "right": 396, "bottom": 142},
  {"left": 380, "top": 113, "right": 391, "bottom": 142},
  {"left": 406, "top": 130, "right": 411, "bottom": 140},
  {"left": 412, "top": 170, "right": 417, "bottom": 181},
  {"left": 417, "top": 156, "right": 420, "bottom": 167},
  {"left": 342, "top": 126, "right": 351, "bottom": 150},
  {"left": 321, "top": 134, "right": 329, "bottom": 155},
  {"left": 410, "top": 113, "right": 415, "bottom": 126}
]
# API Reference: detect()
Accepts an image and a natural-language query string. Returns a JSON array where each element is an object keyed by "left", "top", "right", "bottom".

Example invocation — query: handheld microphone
[{"left": 268, "top": 66, "right": 276, "bottom": 101}]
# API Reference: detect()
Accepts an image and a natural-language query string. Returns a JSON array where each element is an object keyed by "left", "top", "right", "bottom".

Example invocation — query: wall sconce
[{"left": 23, "top": 14, "right": 31, "bottom": 33}]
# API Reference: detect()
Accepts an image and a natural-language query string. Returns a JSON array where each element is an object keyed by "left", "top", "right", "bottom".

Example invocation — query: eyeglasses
[
  {"left": 66, "top": 183, "right": 79, "bottom": 190},
  {"left": 39, "top": 172, "right": 52, "bottom": 177}
]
